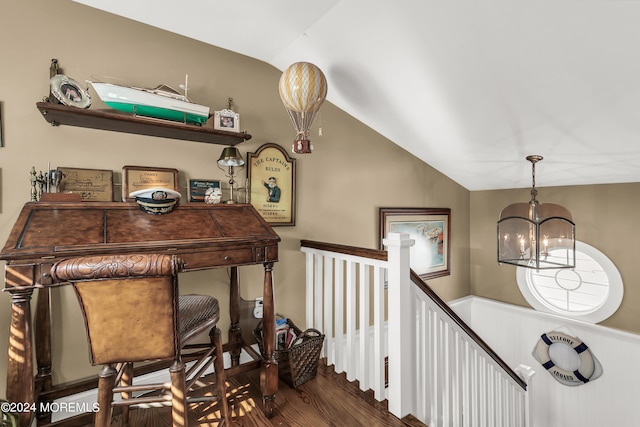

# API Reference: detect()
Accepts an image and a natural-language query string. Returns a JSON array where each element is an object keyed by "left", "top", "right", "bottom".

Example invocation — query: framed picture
[
  {"left": 247, "top": 143, "right": 296, "bottom": 226},
  {"left": 0, "top": 101, "right": 3, "bottom": 147},
  {"left": 122, "top": 165, "right": 179, "bottom": 201},
  {"left": 379, "top": 207, "right": 451, "bottom": 280},
  {"left": 57, "top": 167, "right": 114, "bottom": 201},
  {"left": 189, "top": 179, "right": 221, "bottom": 202},
  {"left": 213, "top": 109, "right": 240, "bottom": 132}
]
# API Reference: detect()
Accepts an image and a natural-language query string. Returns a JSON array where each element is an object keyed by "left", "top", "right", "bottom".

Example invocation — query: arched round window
[{"left": 516, "top": 241, "right": 623, "bottom": 323}]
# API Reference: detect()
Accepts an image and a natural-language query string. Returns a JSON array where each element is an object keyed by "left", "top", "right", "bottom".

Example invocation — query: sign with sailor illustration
[{"left": 247, "top": 143, "right": 296, "bottom": 226}]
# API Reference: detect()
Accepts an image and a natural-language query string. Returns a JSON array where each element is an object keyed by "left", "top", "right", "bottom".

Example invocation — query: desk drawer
[
  {"left": 208, "top": 248, "right": 254, "bottom": 265},
  {"left": 180, "top": 248, "right": 255, "bottom": 270}
]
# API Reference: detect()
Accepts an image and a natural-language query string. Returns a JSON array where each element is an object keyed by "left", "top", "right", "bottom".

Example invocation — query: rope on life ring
[{"left": 534, "top": 331, "right": 595, "bottom": 384}]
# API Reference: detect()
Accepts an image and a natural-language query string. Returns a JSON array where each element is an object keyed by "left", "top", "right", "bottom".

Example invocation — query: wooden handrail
[
  {"left": 300, "top": 240, "right": 388, "bottom": 261},
  {"left": 300, "top": 239, "right": 527, "bottom": 390}
]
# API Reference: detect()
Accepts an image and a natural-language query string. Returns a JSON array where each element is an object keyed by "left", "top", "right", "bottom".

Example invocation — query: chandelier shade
[
  {"left": 278, "top": 62, "right": 328, "bottom": 154},
  {"left": 497, "top": 155, "right": 576, "bottom": 270}
]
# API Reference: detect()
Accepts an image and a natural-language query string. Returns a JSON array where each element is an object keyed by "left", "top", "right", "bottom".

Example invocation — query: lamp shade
[
  {"left": 217, "top": 146, "right": 244, "bottom": 167},
  {"left": 278, "top": 62, "right": 328, "bottom": 154}
]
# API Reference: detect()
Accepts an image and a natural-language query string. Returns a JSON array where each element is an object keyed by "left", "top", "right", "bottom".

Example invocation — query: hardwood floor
[{"left": 101, "top": 360, "right": 427, "bottom": 426}]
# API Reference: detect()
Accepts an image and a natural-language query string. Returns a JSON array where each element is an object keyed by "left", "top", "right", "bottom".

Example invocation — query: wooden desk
[{"left": 0, "top": 201, "right": 280, "bottom": 427}]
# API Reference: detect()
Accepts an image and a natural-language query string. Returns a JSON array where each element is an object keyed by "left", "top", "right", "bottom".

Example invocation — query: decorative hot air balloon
[{"left": 278, "top": 62, "right": 328, "bottom": 154}]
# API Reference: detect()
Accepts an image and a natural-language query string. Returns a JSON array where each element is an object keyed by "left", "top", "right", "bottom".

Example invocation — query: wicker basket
[{"left": 254, "top": 318, "right": 325, "bottom": 388}]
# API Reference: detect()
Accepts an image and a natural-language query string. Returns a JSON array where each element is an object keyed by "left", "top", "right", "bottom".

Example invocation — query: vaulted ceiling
[{"left": 73, "top": 0, "right": 640, "bottom": 190}]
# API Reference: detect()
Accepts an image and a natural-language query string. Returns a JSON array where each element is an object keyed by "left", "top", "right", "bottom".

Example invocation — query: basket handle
[{"left": 299, "top": 328, "right": 323, "bottom": 338}]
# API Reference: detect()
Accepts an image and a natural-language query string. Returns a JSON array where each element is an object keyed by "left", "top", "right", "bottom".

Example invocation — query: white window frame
[{"left": 516, "top": 241, "right": 623, "bottom": 323}]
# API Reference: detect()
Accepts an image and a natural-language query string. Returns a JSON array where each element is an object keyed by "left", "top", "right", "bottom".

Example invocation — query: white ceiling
[{"left": 73, "top": 0, "right": 640, "bottom": 191}]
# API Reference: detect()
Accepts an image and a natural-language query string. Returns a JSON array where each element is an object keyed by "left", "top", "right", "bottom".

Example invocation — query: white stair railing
[
  {"left": 411, "top": 272, "right": 535, "bottom": 427},
  {"left": 303, "top": 238, "right": 389, "bottom": 400},
  {"left": 301, "top": 233, "right": 534, "bottom": 427}
]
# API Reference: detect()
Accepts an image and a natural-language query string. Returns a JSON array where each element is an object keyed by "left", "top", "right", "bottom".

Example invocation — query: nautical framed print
[
  {"left": 57, "top": 167, "right": 114, "bottom": 201},
  {"left": 213, "top": 109, "right": 240, "bottom": 132},
  {"left": 189, "top": 179, "right": 221, "bottom": 203},
  {"left": 379, "top": 207, "right": 451, "bottom": 280},
  {"left": 122, "top": 165, "right": 179, "bottom": 201},
  {"left": 247, "top": 143, "right": 296, "bottom": 226},
  {"left": 50, "top": 74, "right": 91, "bottom": 109}
]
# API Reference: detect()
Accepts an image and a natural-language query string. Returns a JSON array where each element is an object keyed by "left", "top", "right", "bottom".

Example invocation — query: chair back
[{"left": 50, "top": 254, "right": 183, "bottom": 365}]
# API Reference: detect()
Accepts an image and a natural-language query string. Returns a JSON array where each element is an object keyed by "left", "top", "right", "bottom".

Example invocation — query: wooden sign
[
  {"left": 57, "top": 167, "right": 114, "bottom": 201},
  {"left": 122, "top": 165, "right": 179, "bottom": 201},
  {"left": 247, "top": 143, "right": 296, "bottom": 226}
]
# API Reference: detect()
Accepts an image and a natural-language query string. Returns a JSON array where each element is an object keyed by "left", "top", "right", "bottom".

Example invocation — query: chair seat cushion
[{"left": 178, "top": 294, "right": 220, "bottom": 340}]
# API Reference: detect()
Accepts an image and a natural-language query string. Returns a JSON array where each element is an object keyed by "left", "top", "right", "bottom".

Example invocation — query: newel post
[
  {"left": 516, "top": 364, "right": 536, "bottom": 427},
  {"left": 383, "top": 232, "right": 415, "bottom": 419}
]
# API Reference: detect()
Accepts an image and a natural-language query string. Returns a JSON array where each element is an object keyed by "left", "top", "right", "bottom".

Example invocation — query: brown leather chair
[{"left": 50, "top": 253, "right": 232, "bottom": 427}]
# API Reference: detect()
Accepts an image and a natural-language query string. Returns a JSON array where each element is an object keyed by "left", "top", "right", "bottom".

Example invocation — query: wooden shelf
[{"left": 36, "top": 101, "right": 251, "bottom": 145}]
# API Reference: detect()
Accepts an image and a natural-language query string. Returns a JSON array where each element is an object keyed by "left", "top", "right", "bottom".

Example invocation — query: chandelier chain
[{"left": 527, "top": 155, "right": 542, "bottom": 202}]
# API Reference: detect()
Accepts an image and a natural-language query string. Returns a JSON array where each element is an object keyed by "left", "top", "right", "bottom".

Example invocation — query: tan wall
[
  {"left": 0, "top": 0, "right": 470, "bottom": 396},
  {"left": 470, "top": 183, "right": 640, "bottom": 334}
]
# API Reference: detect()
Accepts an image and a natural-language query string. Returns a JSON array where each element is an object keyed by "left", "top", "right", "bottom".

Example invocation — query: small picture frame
[
  {"left": 122, "top": 165, "right": 180, "bottom": 201},
  {"left": 213, "top": 109, "right": 240, "bottom": 132},
  {"left": 57, "top": 167, "right": 114, "bottom": 201},
  {"left": 379, "top": 207, "right": 451, "bottom": 280},
  {"left": 189, "top": 179, "right": 221, "bottom": 202}
]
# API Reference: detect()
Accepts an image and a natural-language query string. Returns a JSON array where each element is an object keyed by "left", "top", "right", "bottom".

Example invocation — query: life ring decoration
[{"left": 533, "top": 331, "right": 599, "bottom": 386}]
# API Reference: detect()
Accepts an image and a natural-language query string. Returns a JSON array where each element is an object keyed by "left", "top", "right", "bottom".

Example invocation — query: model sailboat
[{"left": 88, "top": 75, "right": 210, "bottom": 125}]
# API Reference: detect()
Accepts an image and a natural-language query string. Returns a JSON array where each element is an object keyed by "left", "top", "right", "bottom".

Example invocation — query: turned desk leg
[
  {"left": 260, "top": 262, "right": 277, "bottom": 418},
  {"left": 6, "top": 285, "right": 35, "bottom": 427},
  {"left": 228, "top": 266, "right": 242, "bottom": 366},
  {"left": 35, "top": 287, "right": 53, "bottom": 424}
]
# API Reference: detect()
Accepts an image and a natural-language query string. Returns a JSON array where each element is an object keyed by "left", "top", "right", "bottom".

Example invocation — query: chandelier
[{"left": 497, "top": 155, "right": 575, "bottom": 270}]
